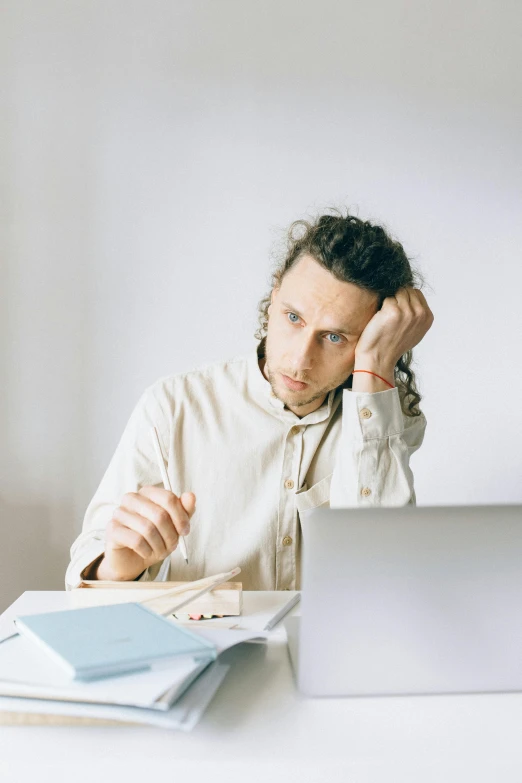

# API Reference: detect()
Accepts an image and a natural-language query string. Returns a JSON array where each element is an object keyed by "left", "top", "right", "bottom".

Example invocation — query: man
[{"left": 65, "top": 211, "right": 434, "bottom": 590}]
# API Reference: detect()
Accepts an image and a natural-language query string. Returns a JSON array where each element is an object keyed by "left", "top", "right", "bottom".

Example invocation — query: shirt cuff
[
  {"left": 343, "top": 387, "right": 404, "bottom": 441},
  {"left": 65, "top": 541, "right": 106, "bottom": 590},
  {"left": 66, "top": 549, "right": 169, "bottom": 589}
]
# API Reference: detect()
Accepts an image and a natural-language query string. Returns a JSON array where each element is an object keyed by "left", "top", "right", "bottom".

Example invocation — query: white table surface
[{"left": 1, "top": 590, "right": 522, "bottom": 783}]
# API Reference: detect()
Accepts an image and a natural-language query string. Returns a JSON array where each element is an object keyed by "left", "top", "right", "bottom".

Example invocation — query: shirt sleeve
[
  {"left": 329, "top": 387, "right": 427, "bottom": 508},
  {"left": 64, "top": 385, "right": 171, "bottom": 590}
]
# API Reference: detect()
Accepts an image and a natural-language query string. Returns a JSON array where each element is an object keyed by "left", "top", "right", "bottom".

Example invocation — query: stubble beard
[
  {"left": 264, "top": 352, "right": 337, "bottom": 409},
  {"left": 268, "top": 368, "right": 329, "bottom": 408}
]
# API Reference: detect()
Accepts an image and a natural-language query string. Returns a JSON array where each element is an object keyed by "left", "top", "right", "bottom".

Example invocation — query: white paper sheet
[
  {"left": 0, "top": 634, "right": 209, "bottom": 710},
  {"left": 0, "top": 661, "right": 230, "bottom": 730},
  {"left": 173, "top": 591, "right": 300, "bottom": 633},
  {"left": 0, "top": 629, "right": 265, "bottom": 710},
  {"left": 185, "top": 627, "right": 267, "bottom": 654}
]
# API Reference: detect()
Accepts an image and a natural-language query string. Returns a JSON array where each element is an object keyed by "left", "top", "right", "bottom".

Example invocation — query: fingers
[
  {"left": 408, "top": 288, "right": 434, "bottom": 324},
  {"left": 112, "top": 504, "right": 178, "bottom": 560},
  {"left": 105, "top": 486, "right": 196, "bottom": 570},
  {"left": 411, "top": 288, "right": 434, "bottom": 318},
  {"left": 394, "top": 287, "right": 433, "bottom": 321},
  {"left": 393, "top": 288, "right": 415, "bottom": 312},
  {"left": 393, "top": 288, "right": 411, "bottom": 305},
  {"left": 121, "top": 489, "right": 181, "bottom": 544},
  {"left": 106, "top": 517, "right": 155, "bottom": 561},
  {"left": 180, "top": 491, "right": 196, "bottom": 517},
  {"left": 137, "top": 485, "right": 195, "bottom": 536}
]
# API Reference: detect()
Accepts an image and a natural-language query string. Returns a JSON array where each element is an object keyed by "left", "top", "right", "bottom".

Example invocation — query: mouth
[{"left": 281, "top": 373, "right": 309, "bottom": 392}]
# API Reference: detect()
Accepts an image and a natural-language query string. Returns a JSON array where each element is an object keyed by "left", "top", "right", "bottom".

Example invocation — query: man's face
[{"left": 262, "top": 254, "right": 379, "bottom": 417}]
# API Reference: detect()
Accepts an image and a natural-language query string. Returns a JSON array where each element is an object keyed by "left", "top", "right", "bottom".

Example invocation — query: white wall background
[{"left": 1, "top": 0, "right": 521, "bottom": 610}]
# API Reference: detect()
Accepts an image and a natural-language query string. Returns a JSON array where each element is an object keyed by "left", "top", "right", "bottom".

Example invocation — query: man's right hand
[{"left": 95, "top": 487, "right": 196, "bottom": 581}]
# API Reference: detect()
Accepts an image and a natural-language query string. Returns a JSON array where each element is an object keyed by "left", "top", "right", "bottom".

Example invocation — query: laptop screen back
[{"left": 298, "top": 505, "right": 522, "bottom": 696}]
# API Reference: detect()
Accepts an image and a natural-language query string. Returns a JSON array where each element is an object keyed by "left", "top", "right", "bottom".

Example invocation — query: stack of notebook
[{"left": 0, "top": 602, "right": 265, "bottom": 730}]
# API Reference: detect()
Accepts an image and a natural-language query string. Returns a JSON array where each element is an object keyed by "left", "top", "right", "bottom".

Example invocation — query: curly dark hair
[{"left": 255, "top": 209, "right": 425, "bottom": 417}]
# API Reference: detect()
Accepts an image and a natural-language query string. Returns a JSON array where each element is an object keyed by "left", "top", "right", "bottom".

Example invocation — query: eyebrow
[{"left": 280, "top": 301, "right": 355, "bottom": 336}]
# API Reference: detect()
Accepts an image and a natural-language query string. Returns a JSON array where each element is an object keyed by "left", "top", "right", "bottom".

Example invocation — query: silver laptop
[{"left": 286, "top": 505, "right": 522, "bottom": 696}]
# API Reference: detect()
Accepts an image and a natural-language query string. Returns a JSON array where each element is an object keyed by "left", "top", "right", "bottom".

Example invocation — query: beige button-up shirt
[{"left": 65, "top": 342, "right": 427, "bottom": 591}]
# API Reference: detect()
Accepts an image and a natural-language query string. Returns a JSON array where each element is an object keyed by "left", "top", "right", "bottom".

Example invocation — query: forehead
[{"left": 278, "top": 254, "right": 378, "bottom": 326}]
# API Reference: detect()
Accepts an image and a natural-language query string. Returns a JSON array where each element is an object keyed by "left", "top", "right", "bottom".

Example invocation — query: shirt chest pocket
[{"left": 295, "top": 473, "right": 333, "bottom": 514}]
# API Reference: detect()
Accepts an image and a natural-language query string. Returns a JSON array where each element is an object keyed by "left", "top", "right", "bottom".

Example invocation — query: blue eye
[
  {"left": 288, "top": 313, "right": 299, "bottom": 323},
  {"left": 327, "top": 334, "right": 341, "bottom": 344}
]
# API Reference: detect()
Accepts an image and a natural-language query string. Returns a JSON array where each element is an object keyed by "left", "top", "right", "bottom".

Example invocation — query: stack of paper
[{"left": 0, "top": 609, "right": 266, "bottom": 730}]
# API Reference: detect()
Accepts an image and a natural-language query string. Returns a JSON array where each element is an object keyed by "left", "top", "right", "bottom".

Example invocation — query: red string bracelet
[{"left": 352, "top": 370, "right": 395, "bottom": 389}]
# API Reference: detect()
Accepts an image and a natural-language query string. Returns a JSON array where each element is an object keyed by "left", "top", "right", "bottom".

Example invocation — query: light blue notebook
[{"left": 14, "top": 603, "right": 217, "bottom": 681}]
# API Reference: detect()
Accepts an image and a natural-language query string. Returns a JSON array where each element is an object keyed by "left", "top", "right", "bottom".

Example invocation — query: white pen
[
  {"left": 150, "top": 426, "right": 189, "bottom": 565},
  {"left": 263, "top": 592, "right": 301, "bottom": 631}
]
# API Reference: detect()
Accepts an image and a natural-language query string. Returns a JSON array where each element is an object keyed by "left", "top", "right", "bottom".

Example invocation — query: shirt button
[
  {"left": 360, "top": 408, "right": 372, "bottom": 419},
  {"left": 290, "top": 426, "right": 300, "bottom": 435},
  {"left": 282, "top": 536, "right": 293, "bottom": 546},
  {"left": 361, "top": 487, "right": 372, "bottom": 497},
  {"left": 284, "top": 479, "right": 295, "bottom": 490}
]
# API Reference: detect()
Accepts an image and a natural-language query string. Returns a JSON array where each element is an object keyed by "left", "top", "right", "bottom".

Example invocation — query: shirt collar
[{"left": 247, "top": 338, "right": 340, "bottom": 425}]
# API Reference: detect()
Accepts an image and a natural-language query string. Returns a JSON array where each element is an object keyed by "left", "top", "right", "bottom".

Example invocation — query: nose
[{"left": 289, "top": 333, "right": 314, "bottom": 375}]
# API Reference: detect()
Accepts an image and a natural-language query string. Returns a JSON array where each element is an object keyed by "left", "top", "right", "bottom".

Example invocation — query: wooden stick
[
  {"left": 156, "top": 567, "right": 241, "bottom": 617},
  {"left": 139, "top": 569, "right": 241, "bottom": 608}
]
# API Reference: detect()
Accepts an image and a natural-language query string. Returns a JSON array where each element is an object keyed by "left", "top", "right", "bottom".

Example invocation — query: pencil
[
  {"left": 150, "top": 426, "right": 189, "bottom": 565},
  {"left": 263, "top": 592, "right": 301, "bottom": 631}
]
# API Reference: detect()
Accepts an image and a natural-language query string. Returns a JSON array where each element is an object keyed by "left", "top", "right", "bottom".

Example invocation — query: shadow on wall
[{"left": 0, "top": 498, "right": 70, "bottom": 613}]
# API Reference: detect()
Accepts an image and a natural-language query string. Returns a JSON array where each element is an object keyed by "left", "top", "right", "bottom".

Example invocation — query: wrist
[
  {"left": 80, "top": 554, "right": 104, "bottom": 581},
  {"left": 353, "top": 355, "right": 396, "bottom": 382},
  {"left": 95, "top": 556, "right": 143, "bottom": 582},
  {"left": 351, "top": 360, "right": 396, "bottom": 393}
]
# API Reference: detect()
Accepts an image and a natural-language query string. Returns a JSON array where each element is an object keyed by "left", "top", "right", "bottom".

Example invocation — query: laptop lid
[{"left": 298, "top": 505, "right": 522, "bottom": 697}]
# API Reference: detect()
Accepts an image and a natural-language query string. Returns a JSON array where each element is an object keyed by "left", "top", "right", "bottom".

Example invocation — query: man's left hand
[{"left": 354, "top": 287, "right": 434, "bottom": 382}]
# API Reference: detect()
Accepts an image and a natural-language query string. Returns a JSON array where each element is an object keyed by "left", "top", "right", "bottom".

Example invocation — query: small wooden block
[{"left": 72, "top": 580, "right": 243, "bottom": 617}]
